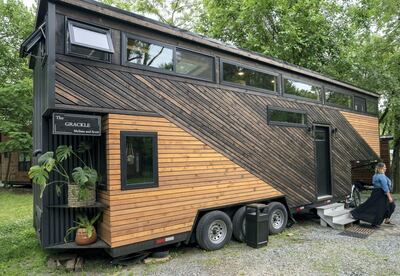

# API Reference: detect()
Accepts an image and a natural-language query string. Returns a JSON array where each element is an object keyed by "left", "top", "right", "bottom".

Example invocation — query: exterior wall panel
[
  {"left": 55, "top": 60, "right": 379, "bottom": 209},
  {"left": 100, "top": 114, "right": 282, "bottom": 247},
  {"left": 341, "top": 111, "right": 380, "bottom": 155}
]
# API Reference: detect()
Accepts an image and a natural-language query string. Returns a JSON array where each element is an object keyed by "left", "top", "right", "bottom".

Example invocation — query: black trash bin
[{"left": 245, "top": 203, "right": 269, "bottom": 248}]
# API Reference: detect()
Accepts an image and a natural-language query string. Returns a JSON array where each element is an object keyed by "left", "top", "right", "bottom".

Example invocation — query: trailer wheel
[
  {"left": 196, "top": 210, "right": 232, "bottom": 250},
  {"left": 268, "top": 202, "right": 288, "bottom": 234},
  {"left": 232, "top": 206, "right": 246, "bottom": 242}
]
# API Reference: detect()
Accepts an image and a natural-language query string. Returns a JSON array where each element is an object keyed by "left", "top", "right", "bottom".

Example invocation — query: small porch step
[
  {"left": 316, "top": 203, "right": 343, "bottom": 210},
  {"left": 316, "top": 202, "right": 358, "bottom": 230}
]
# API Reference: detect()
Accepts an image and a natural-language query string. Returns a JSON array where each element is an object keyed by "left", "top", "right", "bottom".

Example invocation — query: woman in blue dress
[{"left": 351, "top": 162, "right": 395, "bottom": 226}]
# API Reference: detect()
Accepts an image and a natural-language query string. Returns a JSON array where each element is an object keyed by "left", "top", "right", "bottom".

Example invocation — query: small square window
[
  {"left": 18, "top": 152, "right": 31, "bottom": 172},
  {"left": 121, "top": 132, "right": 158, "bottom": 190},
  {"left": 366, "top": 99, "right": 378, "bottom": 114},
  {"left": 354, "top": 96, "right": 366, "bottom": 112},
  {"left": 67, "top": 20, "right": 114, "bottom": 61}
]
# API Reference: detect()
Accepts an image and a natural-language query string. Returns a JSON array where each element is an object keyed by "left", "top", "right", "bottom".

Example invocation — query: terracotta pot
[{"left": 75, "top": 227, "right": 97, "bottom": 245}]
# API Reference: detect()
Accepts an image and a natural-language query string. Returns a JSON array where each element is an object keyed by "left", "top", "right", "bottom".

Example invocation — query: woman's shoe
[{"left": 384, "top": 221, "right": 395, "bottom": 226}]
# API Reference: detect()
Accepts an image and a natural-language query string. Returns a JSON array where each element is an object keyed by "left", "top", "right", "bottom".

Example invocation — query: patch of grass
[
  {"left": 310, "top": 243, "right": 341, "bottom": 274},
  {"left": 0, "top": 188, "right": 49, "bottom": 276},
  {"left": 353, "top": 247, "right": 382, "bottom": 260},
  {"left": 0, "top": 188, "right": 122, "bottom": 275},
  {"left": 201, "top": 256, "right": 221, "bottom": 267},
  {"left": 312, "top": 258, "right": 340, "bottom": 275}
]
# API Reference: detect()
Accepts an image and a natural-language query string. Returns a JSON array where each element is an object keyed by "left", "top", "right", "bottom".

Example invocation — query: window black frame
[
  {"left": 283, "top": 77, "right": 322, "bottom": 103},
  {"left": 267, "top": 106, "right": 308, "bottom": 128},
  {"left": 120, "top": 131, "right": 158, "bottom": 190},
  {"left": 366, "top": 98, "right": 379, "bottom": 115},
  {"left": 121, "top": 33, "right": 216, "bottom": 82},
  {"left": 220, "top": 60, "right": 279, "bottom": 94},
  {"left": 67, "top": 20, "right": 114, "bottom": 53},
  {"left": 65, "top": 18, "right": 113, "bottom": 62},
  {"left": 176, "top": 48, "right": 216, "bottom": 82},
  {"left": 97, "top": 132, "right": 108, "bottom": 191},
  {"left": 324, "top": 89, "right": 354, "bottom": 110},
  {"left": 18, "top": 152, "right": 31, "bottom": 172},
  {"left": 354, "top": 96, "right": 367, "bottom": 112}
]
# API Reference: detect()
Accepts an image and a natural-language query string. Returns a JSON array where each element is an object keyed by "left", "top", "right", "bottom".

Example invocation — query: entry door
[{"left": 315, "top": 126, "right": 332, "bottom": 197}]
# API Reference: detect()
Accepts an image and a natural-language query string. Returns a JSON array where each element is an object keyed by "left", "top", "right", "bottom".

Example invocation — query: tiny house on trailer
[{"left": 21, "top": 0, "right": 380, "bottom": 257}]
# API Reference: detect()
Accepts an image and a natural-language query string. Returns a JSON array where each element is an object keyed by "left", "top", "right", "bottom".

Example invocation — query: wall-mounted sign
[{"left": 52, "top": 113, "right": 101, "bottom": 136}]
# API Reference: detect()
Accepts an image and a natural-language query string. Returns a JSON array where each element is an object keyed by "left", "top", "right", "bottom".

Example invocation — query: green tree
[
  {"left": 0, "top": 0, "right": 35, "bottom": 184},
  {"left": 101, "top": 0, "right": 201, "bottom": 29},
  {"left": 197, "top": 0, "right": 354, "bottom": 71}
]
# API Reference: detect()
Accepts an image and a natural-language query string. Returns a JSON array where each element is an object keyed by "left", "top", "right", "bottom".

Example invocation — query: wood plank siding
[
  {"left": 99, "top": 114, "right": 282, "bottom": 247},
  {"left": 340, "top": 111, "right": 380, "bottom": 155},
  {"left": 55, "top": 60, "right": 379, "bottom": 211}
]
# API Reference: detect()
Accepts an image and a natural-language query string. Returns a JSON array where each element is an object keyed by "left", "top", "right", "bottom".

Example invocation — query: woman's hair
[{"left": 375, "top": 162, "right": 386, "bottom": 174}]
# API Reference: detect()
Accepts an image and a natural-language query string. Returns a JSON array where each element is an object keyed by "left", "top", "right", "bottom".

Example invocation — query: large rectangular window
[
  {"left": 176, "top": 49, "right": 214, "bottom": 81},
  {"left": 222, "top": 62, "right": 277, "bottom": 92},
  {"left": 67, "top": 20, "right": 114, "bottom": 61},
  {"left": 121, "top": 132, "right": 158, "bottom": 189},
  {"left": 126, "top": 37, "right": 174, "bottom": 71},
  {"left": 354, "top": 96, "right": 366, "bottom": 112},
  {"left": 267, "top": 107, "right": 307, "bottom": 127},
  {"left": 325, "top": 90, "right": 353, "bottom": 108},
  {"left": 123, "top": 34, "right": 216, "bottom": 80},
  {"left": 284, "top": 79, "right": 321, "bottom": 101},
  {"left": 366, "top": 99, "right": 378, "bottom": 115}
]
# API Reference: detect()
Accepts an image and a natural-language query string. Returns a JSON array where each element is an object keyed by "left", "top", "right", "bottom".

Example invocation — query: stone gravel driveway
[{"left": 117, "top": 194, "right": 400, "bottom": 276}]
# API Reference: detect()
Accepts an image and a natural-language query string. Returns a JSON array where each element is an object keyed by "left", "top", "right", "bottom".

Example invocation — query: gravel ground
[{"left": 115, "top": 193, "right": 400, "bottom": 276}]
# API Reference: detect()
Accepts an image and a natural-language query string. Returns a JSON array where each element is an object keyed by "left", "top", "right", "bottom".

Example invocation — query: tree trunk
[
  {"left": 5, "top": 153, "right": 11, "bottom": 188},
  {"left": 392, "top": 137, "right": 400, "bottom": 193}
]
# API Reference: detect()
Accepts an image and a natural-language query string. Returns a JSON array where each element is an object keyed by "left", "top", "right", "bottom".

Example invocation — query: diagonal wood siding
[
  {"left": 99, "top": 114, "right": 282, "bottom": 247},
  {"left": 340, "top": 111, "right": 380, "bottom": 155},
  {"left": 55, "top": 60, "right": 379, "bottom": 209}
]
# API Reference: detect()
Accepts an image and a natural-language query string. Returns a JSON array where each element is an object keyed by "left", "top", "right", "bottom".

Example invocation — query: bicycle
[{"left": 346, "top": 181, "right": 365, "bottom": 208}]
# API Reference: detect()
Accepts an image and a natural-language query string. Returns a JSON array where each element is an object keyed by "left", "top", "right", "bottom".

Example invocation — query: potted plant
[
  {"left": 28, "top": 142, "right": 99, "bottom": 207},
  {"left": 65, "top": 213, "right": 101, "bottom": 245}
]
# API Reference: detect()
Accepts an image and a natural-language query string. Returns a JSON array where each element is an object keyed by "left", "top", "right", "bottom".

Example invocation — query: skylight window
[{"left": 67, "top": 20, "right": 114, "bottom": 61}]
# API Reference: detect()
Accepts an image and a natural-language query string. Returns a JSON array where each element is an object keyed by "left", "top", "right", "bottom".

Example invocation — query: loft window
[
  {"left": 18, "top": 152, "right": 31, "bottom": 172},
  {"left": 222, "top": 62, "right": 277, "bottom": 91},
  {"left": 267, "top": 107, "right": 307, "bottom": 127},
  {"left": 176, "top": 49, "right": 214, "bottom": 81},
  {"left": 67, "top": 20, "right": 114, "bottom": 61},
  {"left": 284, "top": 79, "right": 321, "bottom": 101},
  {"left": 121, "top": 132, "right": 158, "bottom": 189},
  {"left": 354, "top": 96, "right": 366, "bottom": 112},
  {"left": 126, "top": 37, "right": 173, "bottom": 71},
  {"left": 325, "top": 90, "right": 353, "bottom": 108},
  {"left": 366, "top": 99, "right": 378, "bottom": 114}
]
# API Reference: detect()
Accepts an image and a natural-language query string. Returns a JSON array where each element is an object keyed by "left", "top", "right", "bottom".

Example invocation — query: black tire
[
  {"left": 196, "top": 210, "right": 233, "bottom": 250},
  {"left": 232, "top": 206, "right": 246, "bottom": 242},
  {"left": 267, "top": 202, "right": 288, "bottom": 234}
]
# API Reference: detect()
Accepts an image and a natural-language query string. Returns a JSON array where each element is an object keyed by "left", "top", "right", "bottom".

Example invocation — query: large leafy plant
[
  {"left": 28, "top": 142, "right": 98, "bottom": 199},
  {"left": 64, "top": 213, "right": 101, "bottom": 242}
]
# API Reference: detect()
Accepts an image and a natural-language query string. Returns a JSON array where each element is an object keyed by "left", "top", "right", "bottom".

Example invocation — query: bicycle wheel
[{"left": 353, "top": 187, "right": 362, "bottom": 207}]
